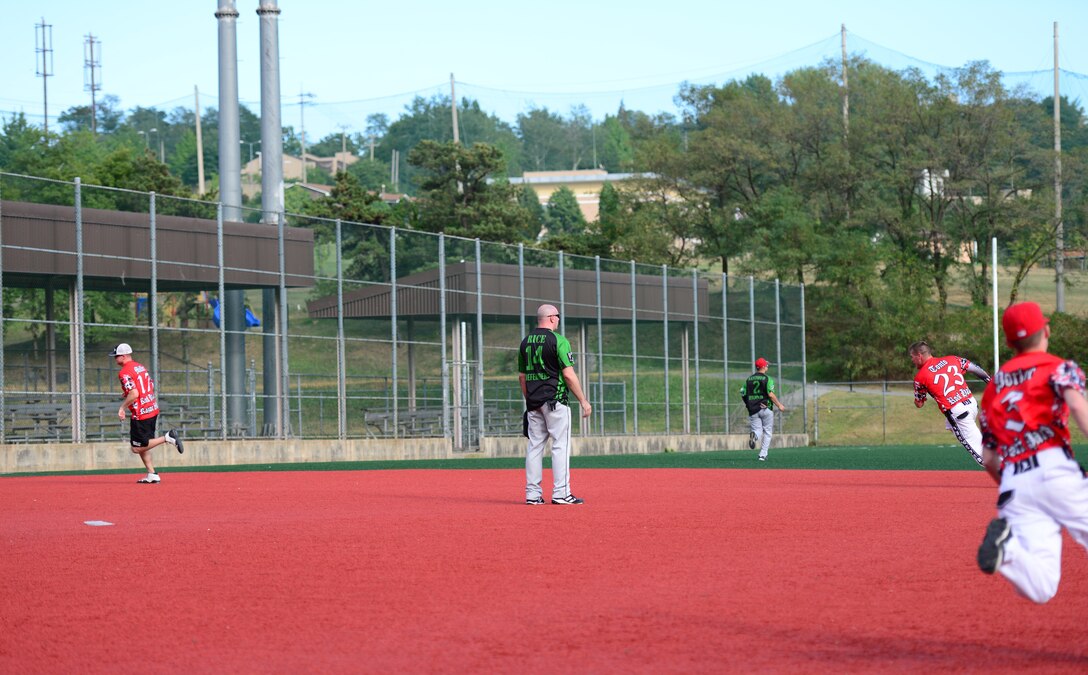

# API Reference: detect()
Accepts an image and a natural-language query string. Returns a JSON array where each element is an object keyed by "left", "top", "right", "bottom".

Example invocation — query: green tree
[
  {"left": 58, "top": 94, "right": 124, "bottom": 134},
  {"left": 408, "top": 140, "right": 533, "bottom": 242},
  {"left": 517, "top": 107, "right": 567, "bottom": 171},
  {"left": 544, "top": 186, "right": 586, "bottom": 236},
  {"left": 517, "top": 184, "right": 546, "bottom": 240}
]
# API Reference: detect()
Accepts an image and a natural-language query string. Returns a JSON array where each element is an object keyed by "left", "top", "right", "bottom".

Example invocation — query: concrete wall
[
  {"left": 0, "top": 438, "right": 455, "bottom": 474},
  {"left": 482, "top": 433, "right": 810, "bottom": 457},
  {"left": 1, "top": 433, "right": 809, "bottom": 474}
]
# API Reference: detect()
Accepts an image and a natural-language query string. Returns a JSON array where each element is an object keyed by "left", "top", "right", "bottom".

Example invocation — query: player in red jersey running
[
  {"left": 975, "top": 302, "right": 1088, "bottom": 603},
  {"left": 111, "top": 343, "right": 183, "bottom": 483},
  {"left": 909, "top": 341, "right": 991, "bottom": 465}
]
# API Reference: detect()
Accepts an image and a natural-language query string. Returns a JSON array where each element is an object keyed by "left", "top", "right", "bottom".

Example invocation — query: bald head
[{"left": 536, "top": 304, "right": 560, "bottom": 329}]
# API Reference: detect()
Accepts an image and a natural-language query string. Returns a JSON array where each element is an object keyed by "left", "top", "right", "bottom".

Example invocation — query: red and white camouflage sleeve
[
  {"left": 913, "top": 379, "right": 928, "bottom": 405},
  {"left": 1050, "top": 360, "right": 1087, "bottom": 399}
]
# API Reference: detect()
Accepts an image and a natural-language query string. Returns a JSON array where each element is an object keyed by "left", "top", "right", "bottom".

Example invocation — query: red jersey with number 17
[
  {"left": 914, "top": 355, "right": 977, "bottom": 413},
  {"left": 118, "top": 360, "right": 159, "bottom": 421},
  {"left": 979, "top": 351, "right": 1085, "bottom": 464}
]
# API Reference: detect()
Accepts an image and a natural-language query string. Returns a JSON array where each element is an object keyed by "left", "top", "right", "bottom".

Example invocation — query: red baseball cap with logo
[
  {"left": 1002, "top": 302, "right": 1048, "bottom": 345},
  {"left": 755, "top": 357, "right": 769, "bottom": 368}
]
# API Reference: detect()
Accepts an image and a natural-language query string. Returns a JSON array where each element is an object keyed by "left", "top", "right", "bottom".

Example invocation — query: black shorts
[{"left": 130, "top": 415, "right": 158, "bottom": 448}]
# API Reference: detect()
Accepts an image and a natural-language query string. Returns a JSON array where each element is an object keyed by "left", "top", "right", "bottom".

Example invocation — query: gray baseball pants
[
  {"left": 525, "top": 401, "right": 573, "bottom": 500},
  {"left": 749, "top": 407, "right": 774, "bottom": 458}
]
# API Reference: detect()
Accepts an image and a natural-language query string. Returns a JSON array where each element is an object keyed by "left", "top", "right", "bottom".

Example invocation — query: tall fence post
[
  {"left": 474, "top": 239, "right": 484, "bottom": 443},
  {"left": 149, "top": 192, "right": 159, "bottom": 390},
  {"left": 748, "top": 276, "right": 756, "bottom": 367},
  {"left": 722, "top": 273, "right": 730, "bottom": 434},
  {"left": 630, "top": 260, "right": 638, "bottom": 435},
  {"left": 518, "top": 243, "right": 525, "bottom": 341},
  {"left": 335, "top": 219, "right": 346, "bottom": 440},
  {"left": 692, "top": 268, "right": 701, "bottom": 434},
  {"left": 882, "top": 380, "right": 888, "bottom": 444},
  {"left": 439, "top": 234, "right": 449, "bottom": 441},
  {"left": 73, "top": 177, "right": 86, "bottom": 443},
  {"left": 662, "top": 264, "right": 670, "bottom": 435},
  {"left": 207, "top": 362, "right": 216, "bottom": 432},
  {"left": 216, "top": 203, "right": 227, "bottom": 439},
  {"left": 277, "top": 212, "right": 289, "bottom": 438},
  {"left": 390, "top": 228, "right": 398, "bottom": 438},
  {"left": 595, "top": 255, "right": 604, "bottom": 434},
  {"left": 801, "top": 284, "right": 808, "bottom": 436}
]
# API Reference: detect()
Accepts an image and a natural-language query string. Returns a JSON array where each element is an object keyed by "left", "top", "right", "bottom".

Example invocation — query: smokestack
[
  {"left": 216, "top": 0, "right": 248, "bottom": 434},
  {"left": 258, "top": 0, "right": 285, "bottom": 435},
  {"left": 258, "top": 0, "right": 284, "bottom": 217}
]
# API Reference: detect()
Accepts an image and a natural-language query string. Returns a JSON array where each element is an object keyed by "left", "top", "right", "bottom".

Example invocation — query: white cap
[{"left": 109, "top": 343, "right": 133, "bottom": 357}]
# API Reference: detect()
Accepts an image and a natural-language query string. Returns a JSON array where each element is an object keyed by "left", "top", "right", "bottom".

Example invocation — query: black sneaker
[
  {"left": 526, "top": 497, "right": 545, "bottom": 505},
  {"left": 978, "top": 518, "right": 1011, "bottom": 574},
  {"left": 551, "top": 494, "right": 584, "bottom": 505},
  {"left": 168, "top": 429, "right": 184, "bottom": 454},
  {"left": 748, "top": 432, "right": 757, "bottom": 450}
]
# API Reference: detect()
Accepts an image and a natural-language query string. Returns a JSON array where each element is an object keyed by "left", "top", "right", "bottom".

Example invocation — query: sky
[{"left": 2, "top": 0, "right": 1088, "bottom": 142}]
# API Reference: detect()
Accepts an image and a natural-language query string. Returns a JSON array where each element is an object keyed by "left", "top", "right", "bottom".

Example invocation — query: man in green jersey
[
  {"left": 518, "top": 304, "right": 592, "bottom": 504},
  {"left": 741, "top": 357, "right": 786, "bottom": 461}
]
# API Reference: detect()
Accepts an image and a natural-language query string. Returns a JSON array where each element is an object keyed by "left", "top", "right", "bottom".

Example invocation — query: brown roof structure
[
  {"left": 307, "top": 262, "right": 710, "bottom": 323},
  {"left": 0, "top": 200, "right": 314, "bottom": 291}
]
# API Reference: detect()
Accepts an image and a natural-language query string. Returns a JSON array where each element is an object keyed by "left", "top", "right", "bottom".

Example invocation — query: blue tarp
[{"left": 207, "top": 297, "right": 261, "bottom": 328}]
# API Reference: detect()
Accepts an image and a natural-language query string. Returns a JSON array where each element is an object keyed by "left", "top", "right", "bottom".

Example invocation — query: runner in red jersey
[
  {"left": 111, "top": 343, "right": 184, "bottom": 483},
  {"left": 976, "top": 302, "right": 1088, "bottom": 603},
  {"left": 909, "top": 341, "right": 991, "bottom": 465}
]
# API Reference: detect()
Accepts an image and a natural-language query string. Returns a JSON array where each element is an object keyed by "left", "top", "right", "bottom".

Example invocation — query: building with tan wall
[
  {"left": 508, "top": 169, "right": 645, "bottom": 222},
  {"left": 241, "top": 151, "right": 360, "bottom": 197}
]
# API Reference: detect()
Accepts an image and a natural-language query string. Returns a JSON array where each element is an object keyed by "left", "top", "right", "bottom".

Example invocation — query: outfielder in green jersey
[
  {"left": 741, "top": 357, "right": 786, "bottom": 461},
  {"left": 517, "top": 304, "right": 592, "bottom": 505}
]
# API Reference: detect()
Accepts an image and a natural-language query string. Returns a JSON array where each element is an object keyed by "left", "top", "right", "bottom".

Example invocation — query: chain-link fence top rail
[{"left": 0, "top": 171, "right": 804, "bottom": 444}]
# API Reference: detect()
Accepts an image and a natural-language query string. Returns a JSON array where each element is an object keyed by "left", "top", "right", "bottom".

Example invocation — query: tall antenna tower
[
  {"left": 297, "top": 89, "right": 315, "bottom": 183},
  {"left": 35, "top": 18, "right": 53, "bottom": 139},
  {"left": 83, "top": 34, "right": 102, "bottom": 135}
]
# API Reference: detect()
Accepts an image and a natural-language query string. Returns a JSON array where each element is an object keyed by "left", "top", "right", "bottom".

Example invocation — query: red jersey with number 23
[
  {"left": 118, "top": 360, "right": 159, "bottom": 421},
  {"left": 979, "top": 352, "right": 1085, "bottom": 464},
  {"left": 914, "top": 355, "right": 977, "bottom": 413}
]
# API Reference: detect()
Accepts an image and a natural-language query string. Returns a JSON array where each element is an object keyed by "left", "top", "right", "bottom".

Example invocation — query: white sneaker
[{"left": 137, "top": 473, "right": 160, "bottom": 484}]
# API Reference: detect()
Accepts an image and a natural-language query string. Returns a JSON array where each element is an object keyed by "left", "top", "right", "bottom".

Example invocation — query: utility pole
[
  {"left": 450, "top": 73, "right": 459, "bottom": 144},
  {"left": 369, "top": 135, "right": 375, "bottom": 160},
  {"left": 1054, "top": 21, "right": 1064, "bottom": 312},
  {"left": 83, "top": 34, "right": 101, "bottom": 136},
  {"left": 297, "top": 89, "right": 315, "bottom": 183},
  {"left": 195, "top": 85, "right": 205, "bottom": 195},
  {"left": 35, "top": 18, "right": 53, "bottom": 139},
  {"left": 840, "top": 23, "right": 849, "bottom": 142}
]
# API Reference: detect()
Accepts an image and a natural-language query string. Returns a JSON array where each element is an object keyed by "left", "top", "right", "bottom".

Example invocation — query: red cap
[
  {"left": 1002, "top": 302, "right": 1048, "bottom": 345},
  {"left": 755, "top": 357, "right": 769, "bottom": 368}
]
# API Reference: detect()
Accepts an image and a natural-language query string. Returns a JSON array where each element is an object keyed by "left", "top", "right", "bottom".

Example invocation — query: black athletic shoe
[
  {"left": 168, "top": 429, "right": 184, "bottom": 454},
  {"left": 551, "top": 494, "right": 584, "bottom": 505},
  {"left": 748, "top": 432, "right": 757, "bottom": 450},
  {"left": 978, "top": 517, "right": 1011, "bottom": 574},
  {"left": 526, "top": 497, "right": 545, "bottom": 505}
]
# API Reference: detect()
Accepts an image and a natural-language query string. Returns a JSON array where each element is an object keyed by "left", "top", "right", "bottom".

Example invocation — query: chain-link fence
[
  {"left": 1, "top": 171, "right": 807, "bottom": 448},
  {"left": 808, "top": 379, "right": 1088, "bottom": 448}
]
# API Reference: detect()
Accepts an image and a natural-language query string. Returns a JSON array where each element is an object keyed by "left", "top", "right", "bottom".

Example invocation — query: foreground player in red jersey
[
  {"left": 909, "top": 341, "right": 991, "bottom": 465},
  {"left": 976, "top": 302, "right": 1088, "bottom": 603},
  {"left": 111, "top": 343, "right": 184, "bottom": 483}
]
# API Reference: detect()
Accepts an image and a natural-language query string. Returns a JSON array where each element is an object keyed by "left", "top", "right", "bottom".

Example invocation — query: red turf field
[{"left": 2, "top": 468, "right": 1086, "bottom": 673}]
